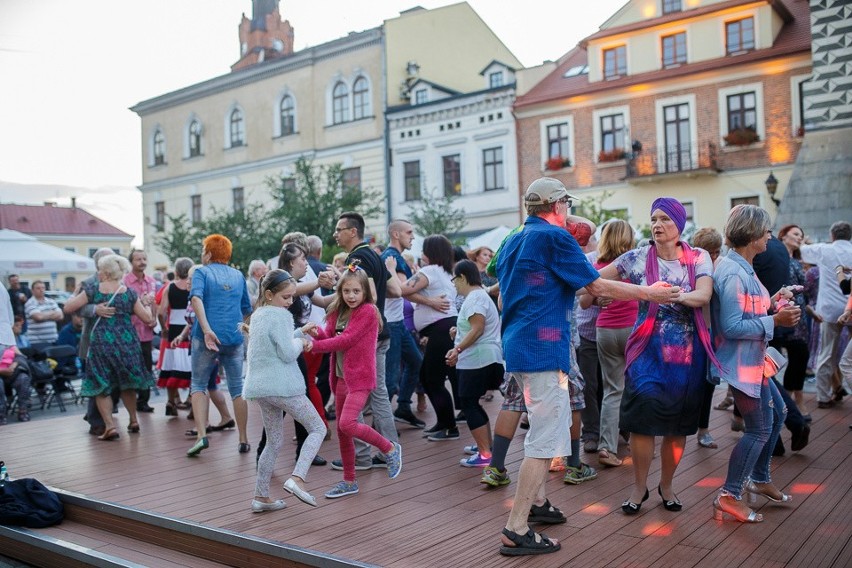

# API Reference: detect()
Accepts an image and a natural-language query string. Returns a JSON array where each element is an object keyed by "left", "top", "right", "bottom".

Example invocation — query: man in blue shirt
[{"left": 495, "top": 178, "right": 680, "bottom": 557}]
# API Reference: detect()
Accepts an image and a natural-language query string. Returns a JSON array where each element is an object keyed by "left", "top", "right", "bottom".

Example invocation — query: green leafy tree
[
  {"left": 407, "top": 188, "right": 467, "bottom": 241},
  {"left": 573, "top": 190, "right": 629, "bottom": 227},
  {"left": 152, "top": 206, "right": 282, "bottom": 273},
  {"left": 267, "top": 157, "right": 385, "bottom": 253},
  {"left": 152, "top": 214, "right": 200, "bottom": 264},
  {"left": 195, "top": 203, "right": 283, "bottom": 273}
]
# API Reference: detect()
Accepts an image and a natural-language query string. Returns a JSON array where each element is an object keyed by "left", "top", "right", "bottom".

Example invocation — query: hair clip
[{"left": 345, "top": 262, "right": 362, "bottom": 273}]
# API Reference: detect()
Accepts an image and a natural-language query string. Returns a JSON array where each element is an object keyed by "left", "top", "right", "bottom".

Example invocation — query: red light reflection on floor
[
  {"left": 790, "top": 482, "right": 822, "bottom": 494},
  {"left": 695, "top": 477, "right": 725, "bottom": 488},
  {"left": 642, "top": 522, "right": 673, "bottom": 536}
]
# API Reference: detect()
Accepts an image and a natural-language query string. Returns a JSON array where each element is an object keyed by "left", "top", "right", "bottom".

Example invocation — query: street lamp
[{"left": 765, "top": 171, "right": 780, "bottom": 206}]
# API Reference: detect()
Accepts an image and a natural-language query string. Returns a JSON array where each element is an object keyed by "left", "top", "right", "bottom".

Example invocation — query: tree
[
  {"left": 152, "top": 205, "right": 282, "bottom": 273},
  {"left": 152, "top": 214, "right": 199, "bottom": 264},
  {"left": 266, "top": 157, "right": 385, "bottom": 252},
  {"left": 573, "top": 190, "right": 629, "bottom": 227},
  {"left": 407, "top": 188, "right": 467, "bottom": 241}
]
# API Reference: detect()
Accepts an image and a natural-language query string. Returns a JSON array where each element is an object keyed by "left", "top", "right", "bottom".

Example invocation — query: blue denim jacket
[
  {"left": 190, "top": 263, "right": 252, "bottom": 346},
  {"left": 710, "top": 251, "right": 774, "bottom": 398}
]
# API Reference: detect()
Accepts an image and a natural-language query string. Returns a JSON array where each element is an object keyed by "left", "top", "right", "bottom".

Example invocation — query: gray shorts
[{"left": 513, "top": 371, "right": 573, "bottom": 459}]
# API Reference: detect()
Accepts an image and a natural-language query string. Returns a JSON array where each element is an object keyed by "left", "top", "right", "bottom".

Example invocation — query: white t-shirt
[
  {"left": 412, "top": 264, "right": 458, "bottom": 331},
  {"left": 299, "top": 264, "right": 326, "bottom": 326},
  {"left": 455, "top": 288, "right": 503, "bottom": 369}
]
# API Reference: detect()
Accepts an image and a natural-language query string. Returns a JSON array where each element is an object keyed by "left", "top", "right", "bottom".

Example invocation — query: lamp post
[{"left": 765, "top": 171, "right": 780, "bottom": 207}]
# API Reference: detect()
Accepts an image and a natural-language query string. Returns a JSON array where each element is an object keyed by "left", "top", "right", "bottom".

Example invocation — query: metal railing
[{"left": 626, "top": 141, "right": 719, "bottom": 178}]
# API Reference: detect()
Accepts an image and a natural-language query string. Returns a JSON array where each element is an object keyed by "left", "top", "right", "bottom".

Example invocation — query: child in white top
[{"left": 242, "top": 269, "right": 326, "bottom": 511}]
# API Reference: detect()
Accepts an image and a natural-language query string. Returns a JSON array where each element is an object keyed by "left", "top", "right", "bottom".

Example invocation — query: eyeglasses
[
  {"left": 451, "top": 275, "right": 461, "bottom": 282},
  {"left": 557, "top": 197, "right": 573, "bottom": 208},
  {"left": 333, "top": 225, "right": 355, "bottom": 234}
]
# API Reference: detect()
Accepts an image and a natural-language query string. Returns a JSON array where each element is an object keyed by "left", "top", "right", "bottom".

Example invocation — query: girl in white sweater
[{"left": 242, "top": 270, "right": 326, "bottom": 512}]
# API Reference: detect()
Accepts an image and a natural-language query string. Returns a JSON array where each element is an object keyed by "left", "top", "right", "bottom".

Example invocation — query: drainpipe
[{"left": 381, "top": 27, "right": 392, "bottom": 226}]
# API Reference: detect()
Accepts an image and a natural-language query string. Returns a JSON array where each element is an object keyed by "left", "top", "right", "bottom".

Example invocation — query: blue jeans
[
  {"left": 190, "top": 338, "right": 245, "bottom": 399},
  {"left": 385, "top": 320, "right": 422, "bottom": 411},
  {"left": 723, "top": 378, "right": 786, "bottom": 498}
]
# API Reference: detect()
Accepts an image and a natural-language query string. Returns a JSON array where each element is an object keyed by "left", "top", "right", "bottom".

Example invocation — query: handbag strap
[{"left": 90, "top": 285, "right": 125, "bottom": 335}]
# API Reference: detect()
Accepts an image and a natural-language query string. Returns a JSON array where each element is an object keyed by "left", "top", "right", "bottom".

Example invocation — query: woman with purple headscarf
[{"left": 596, "top": 197, "right": 719, "bottom": 515}]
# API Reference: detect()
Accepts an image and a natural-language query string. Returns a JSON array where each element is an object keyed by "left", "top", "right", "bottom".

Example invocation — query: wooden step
[{"left": 0, "top": 487, "right": 375, "bottom": 568}]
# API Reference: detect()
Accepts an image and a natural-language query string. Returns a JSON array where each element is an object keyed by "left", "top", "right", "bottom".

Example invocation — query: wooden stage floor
[{"left": 2, "top": 387, "right": 851, "bottom": 567}]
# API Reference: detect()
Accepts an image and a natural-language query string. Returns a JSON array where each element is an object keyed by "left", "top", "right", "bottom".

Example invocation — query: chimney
[{"left": 71, "top": 197, "right": 77, "bottom": 209}]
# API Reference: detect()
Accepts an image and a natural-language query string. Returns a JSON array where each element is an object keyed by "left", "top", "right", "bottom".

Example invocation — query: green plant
[{"left": 407, "top": 187, "right": 467, "bottom": 241}]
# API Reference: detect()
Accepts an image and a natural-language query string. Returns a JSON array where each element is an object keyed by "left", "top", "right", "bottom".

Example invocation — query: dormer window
[
  {"left": 489, "top": 71, "right": 504, "bottom": 88},
  {"left": 662, "top": 0, "right": 682, "bottom": 14},
  {"left": 726, "top": 18, "right": 754, "bottom": 54},
  {"left": 414, "top": 89, "right": 428, "bottom": 105},
  {"left": 603, "top": 45, "right": 626, "bottom": 79}
]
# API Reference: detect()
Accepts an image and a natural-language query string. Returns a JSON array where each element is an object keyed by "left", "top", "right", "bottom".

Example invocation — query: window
[
  {"left": 64, "top": 246, "right": 76, "bottom": 253},
  {"left": 483, "top": 147, "right": 504, "bottom": 191},
  {"left": 442, "top": 154, "right": 461, "bottom": 196},
  {"left": 281, "top": 177, "right": 296, "bottom": 192},
  {"left": 191, "top": 195, "right": 202, "bottom": 224},
  {"left": 600, "top": 113, "right": 625, "bottom": 153},
  {"left": 155, "top": 201, "right": 165, "bottom": 231},
  {"left": 682, "top": 201, "right": 694, "bottom": 222},
  {"left": 152, "top": 130, "right": 165, "bottom": 165},
  {"left": 489, "top": 71, "right": 504, "bottom": 88},
  {"left": 731, "top": 196, "right": 759, "bottom": 207},
  {"left": 342, "top": 167, "right": 361, "bottom": 193},
  {"left": 189, "top": 120, "right": 202, "bottom": 157},
  {"left": 662, "top": 32, "right": 686, "bottom": 67},
  {"left": 232, "top": 187, "right": 244, "bottom": 213},
  {"left": 229, "top": 108, "right": 245, "bottom": 147},
  {"left": 662, "top": 0, "right": 682, "bottom": 14},
  {"left": 546, "top": 123, "right": 570, "bottom": 160},
  {"left": 726, "top": 18, "right": 754, "bottom": 54},
  {"left": 414, "top": 89, "right": 428, "bottom": 105},
  {"left": 404, "top": 161, "right": 421, "bottom": 201},
  {"left": 603, "top": 45, "right": 626, "bottom": 79},
  {"left": 280, "top": 95, "right": 295, "bottom": 136},
  {"left": 332, "top": 81, "right": 349, "bottom": 124},
  {"left": 352, "top": 77, "right": 369, "bottom": 120},
  {"left": 663, "top": 102, "right": 692, "bottom": 172},
  {"left": 88, "top": 248, "right": 99, "bottom": 258},
  {"left": 727, "top": 92, "right": 757, "bottom": 132}
]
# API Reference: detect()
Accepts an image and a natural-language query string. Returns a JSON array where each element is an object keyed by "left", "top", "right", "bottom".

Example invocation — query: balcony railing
[{"left": 625, "top": 141, "right": 719, "bottom": 181}]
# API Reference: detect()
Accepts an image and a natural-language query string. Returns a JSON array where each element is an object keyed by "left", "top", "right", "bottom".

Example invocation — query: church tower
[{"left": 232, "top": 0, "right": 294, "bottom": 71}]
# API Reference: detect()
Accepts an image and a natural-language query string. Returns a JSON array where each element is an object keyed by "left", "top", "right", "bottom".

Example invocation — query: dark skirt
[{"left": 620, "top": 331, "right": 707, "bottom": 437}]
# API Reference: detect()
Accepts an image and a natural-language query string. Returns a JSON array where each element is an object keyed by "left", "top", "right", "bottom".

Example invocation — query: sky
[{"left": 0, "top": 0, "right": 627, "bottom": 247}]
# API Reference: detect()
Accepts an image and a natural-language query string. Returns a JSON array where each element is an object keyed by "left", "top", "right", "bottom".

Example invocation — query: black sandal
[
  {"left": 528, "top": 498, "right": 566, "bottom": 524},
  {"left": 622, "top": 488, "right": 650, "bottom": 515},
  {"left": 499, "top": 528, "right": 561, "bottom": 556}
]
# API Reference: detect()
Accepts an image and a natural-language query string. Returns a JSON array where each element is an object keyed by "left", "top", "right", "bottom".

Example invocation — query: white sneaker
[
  {"left": 284, "top": 478, "right": 317, "bottom": 507},
  {"left": 251, "top": 499, "right": 286, "bottom": 513}
]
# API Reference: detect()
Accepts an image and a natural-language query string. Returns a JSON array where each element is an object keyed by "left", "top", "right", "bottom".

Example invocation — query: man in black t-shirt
[{"left": 330, "top": 212, "right": 401, "bottom": 469}]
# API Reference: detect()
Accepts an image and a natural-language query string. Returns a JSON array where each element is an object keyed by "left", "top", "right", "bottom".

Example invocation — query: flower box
[
  {"left": 724, "top": 127, "right": 760, "bottom": 147},
  {"left": 545, "top": 156, "right": 571, "bottom": 171},
  {"left": 598, "top": 148, "right": 626, "bottom": 163}
]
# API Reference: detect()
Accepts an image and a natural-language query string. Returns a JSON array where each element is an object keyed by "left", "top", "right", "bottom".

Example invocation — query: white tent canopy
[
  {"left": 466, "top": 225, "right": 512, "bottom": 253},
  {"left": 0, "top": 229, "right": 95, "bottom": 275}
]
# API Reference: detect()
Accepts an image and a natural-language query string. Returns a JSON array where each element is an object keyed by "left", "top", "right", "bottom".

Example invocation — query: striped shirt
[{"left": 24, "top": 296, "right": 61, "bottom": 345}]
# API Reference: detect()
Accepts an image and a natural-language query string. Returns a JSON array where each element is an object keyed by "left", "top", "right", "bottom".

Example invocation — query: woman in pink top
[{"left": 578, "top": 220, "right": 637, "bottom": 468}]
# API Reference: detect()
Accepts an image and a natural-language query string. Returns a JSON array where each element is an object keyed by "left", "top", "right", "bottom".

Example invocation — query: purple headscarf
[{"left": 651, "top": 197, "right": 687, "bottom": 234}]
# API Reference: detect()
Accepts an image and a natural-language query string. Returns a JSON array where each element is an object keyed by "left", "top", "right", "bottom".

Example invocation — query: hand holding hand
[
  {"left": 647, "top": 282, "right": 681, "bottom": 304},
  {"left": 302, "top": 338, "right": 313, "bottom": 352},
  {"left": 318, "top": 271, "right": 336, "bottom": 290},
  {"left": 449, "top": 326, "right": 457, "bottom": 340},
  {"left": 301, "top": 322, "right": 318, "bottom": 337}
]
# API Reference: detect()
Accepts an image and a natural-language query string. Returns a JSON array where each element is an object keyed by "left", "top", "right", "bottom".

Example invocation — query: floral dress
[
  {"left": 80, "top": 283, "right": 151, "bottom": 397},
  {"left": 615, "top": 245, "right": 713, "bottom": 436}
]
